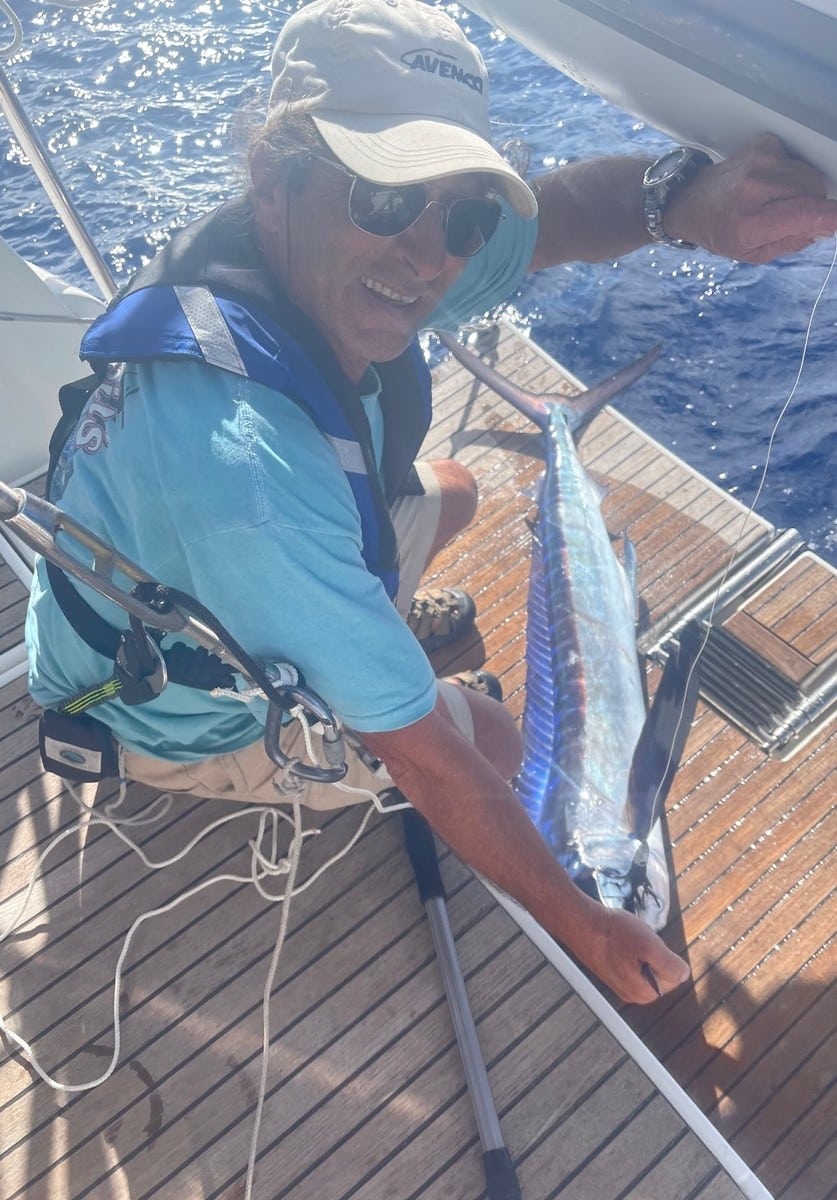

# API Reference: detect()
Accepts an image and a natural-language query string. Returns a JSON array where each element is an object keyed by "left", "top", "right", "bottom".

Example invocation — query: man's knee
[
  {"left": 440, "top": 681, "right": 523, "bottom": 783},
  {"left": 469, "top": 692, "right": 523, "bottom": 782}
]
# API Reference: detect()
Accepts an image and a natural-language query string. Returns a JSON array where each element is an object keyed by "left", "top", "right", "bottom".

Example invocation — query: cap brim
[{"left": 313, "top": 112, "right": 538, "bottom": 219}]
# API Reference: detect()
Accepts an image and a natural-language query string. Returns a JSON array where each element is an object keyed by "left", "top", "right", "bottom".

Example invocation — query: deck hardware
[
  {"left": 677, "top": 623, "right": 836, "bottom": 759},
  {"left": 640, "top": 527, "right": 805, "bottom": 659},
  {"left": 641, "top": 525, "right": 835, "bottom": 757}
]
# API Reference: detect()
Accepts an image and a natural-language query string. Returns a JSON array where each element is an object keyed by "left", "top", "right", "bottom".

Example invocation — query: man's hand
[
  {"left": 574, "top": 903, "right": 691, "bottom": 1006},
  {"left": 529, "top": 133, "right": 837, "bottom": 268},
  {"left": 664, "top": 133, "right": 837, "bottom": 263},
  {"left": 364, "top": 697, "right": 690, "bottom": 1008}
]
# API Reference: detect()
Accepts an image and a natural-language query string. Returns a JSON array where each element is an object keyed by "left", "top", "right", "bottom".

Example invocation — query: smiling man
[{"left": 26, "top": 0, "right": 837, "bottom": 1005}]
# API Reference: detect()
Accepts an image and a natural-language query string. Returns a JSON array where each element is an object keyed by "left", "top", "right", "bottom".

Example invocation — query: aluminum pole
[
  {"left": 402, "top": 808, "right": 521, "bottom": 1200},
  {"left": 0, "top": 62, "right": 117, "bottom": 300}
]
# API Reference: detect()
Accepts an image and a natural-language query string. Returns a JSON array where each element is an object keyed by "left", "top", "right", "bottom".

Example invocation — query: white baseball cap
[{"left": 269, "top": 0, "right": 538, "bottom": 218}]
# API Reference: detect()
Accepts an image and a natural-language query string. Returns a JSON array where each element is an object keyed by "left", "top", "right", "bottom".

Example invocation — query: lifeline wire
[{"left": 648, "top": 234, "right": 837, "bottom": 823}]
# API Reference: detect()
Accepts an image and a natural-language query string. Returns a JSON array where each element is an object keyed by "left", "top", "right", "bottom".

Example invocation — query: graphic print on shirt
[{"left": 51, "top": 363, "right": 128, "bottom": 501}]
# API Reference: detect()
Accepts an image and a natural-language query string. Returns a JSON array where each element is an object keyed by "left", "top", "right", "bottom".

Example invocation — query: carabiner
[{"left": 263, "top": 697, "right": 348, "bottom": 784}]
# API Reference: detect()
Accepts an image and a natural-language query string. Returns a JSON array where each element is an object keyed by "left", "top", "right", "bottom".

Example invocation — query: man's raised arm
[{"left": 529, "top": 133, "right": 837, "bottom": 270}]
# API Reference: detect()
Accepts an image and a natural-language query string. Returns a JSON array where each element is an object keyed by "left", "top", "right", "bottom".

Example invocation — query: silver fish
[{"left": 437, "top": 331, "right": 699, "bottom": 930}]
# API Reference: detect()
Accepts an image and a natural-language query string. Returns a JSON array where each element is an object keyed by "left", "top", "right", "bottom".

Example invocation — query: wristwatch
[{"left": 642, "top": 146, "right": 713, "bottom": 249}]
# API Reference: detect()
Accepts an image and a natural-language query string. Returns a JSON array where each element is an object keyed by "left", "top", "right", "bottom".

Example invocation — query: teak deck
[{"left": 0, "top": 323, "right": 833, "bottom": 1199}]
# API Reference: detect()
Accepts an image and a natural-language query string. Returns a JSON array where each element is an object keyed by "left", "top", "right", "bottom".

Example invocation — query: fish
[{"left": 436, "top": 330, "right": 701, "bottom": 930}]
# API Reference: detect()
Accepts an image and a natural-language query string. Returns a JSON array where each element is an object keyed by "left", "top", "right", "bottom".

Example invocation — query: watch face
[{"left": 645, "top": 146, "right": 694, "bottom": 187}]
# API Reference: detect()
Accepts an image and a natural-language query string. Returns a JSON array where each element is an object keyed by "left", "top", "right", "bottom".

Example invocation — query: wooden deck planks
[
  {"left": 419, "top": 323, "right": 834, "bottom": 1200},
  {"left": 2, "top": 322, "right": 831, "bottom": 1198}
]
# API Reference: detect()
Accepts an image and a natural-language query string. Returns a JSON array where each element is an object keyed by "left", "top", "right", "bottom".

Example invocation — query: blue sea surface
[{"left": 2, "top": 0, "right": 835, "bottom": 562}]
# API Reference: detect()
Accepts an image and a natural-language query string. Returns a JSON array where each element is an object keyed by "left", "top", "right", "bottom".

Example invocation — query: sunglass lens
[
  {"left": 445, "top": 197, "right": 503, "bottom": 257},
  {"left": 349, "top": 179, "right": 427, "bottom": 237},
  {"left": 348, "top": 175, "right": 503, "bottom": 258}
]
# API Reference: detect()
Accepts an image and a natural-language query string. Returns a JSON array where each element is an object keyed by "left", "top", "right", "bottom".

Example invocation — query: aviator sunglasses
[{"left": 309, "top": 155, "right": 504, "bottom": 258}]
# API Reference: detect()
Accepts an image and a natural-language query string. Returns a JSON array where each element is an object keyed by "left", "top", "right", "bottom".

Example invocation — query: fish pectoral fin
[
  {"left": 625, "top": 842, "right": 664, "bottom": 914},
  {"left": 622, "top": 620, "right": 704, "bottom": 838},
  {"left": 593, "top": 843, "right": 664, "bottom": 915},
  {"left": 610, "top": 529, "right": 639, "bottom": 622}
]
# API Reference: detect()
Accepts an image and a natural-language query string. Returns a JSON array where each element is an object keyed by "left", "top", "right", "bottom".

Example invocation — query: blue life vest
[{"left": 79, "top": 198, "right": 434, "bottom": 599}]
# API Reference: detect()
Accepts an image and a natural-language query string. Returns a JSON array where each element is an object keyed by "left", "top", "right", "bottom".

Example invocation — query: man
[{"left": 26, "top": 0, "right": 837, "bottom": 1005}]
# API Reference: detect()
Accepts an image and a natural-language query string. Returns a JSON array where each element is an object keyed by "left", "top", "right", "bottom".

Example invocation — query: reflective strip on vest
[
  {"left": 174, "top": 286, "right": 247, "bottom": 376},
  {"left": 326, "top": 434, "right": 367, "bottom": 476}
]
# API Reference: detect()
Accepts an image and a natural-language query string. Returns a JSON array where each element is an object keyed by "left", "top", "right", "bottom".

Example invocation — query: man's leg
[
  {"left": 394, "top": 459, "right": 480, "bottom": 654},
  {"left": 392, "top": 459, "right": 477, "bottom": 616},
  {"left": 121, "top": 672, "right": 519, "bottom": 811},
  {"left": 421, "top": 458, "right": 478, "bottom": 566},
  {"left": 437, "top": 678, "right": 523, "bottom": 785},
  {"left": 392, "top": 460, "right": 522, "bottom": 779}
]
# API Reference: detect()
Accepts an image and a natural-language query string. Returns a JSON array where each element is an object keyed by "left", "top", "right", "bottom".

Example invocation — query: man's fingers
[
  {"left": 721, "top": 196, "right": 837, "bottom": 262},
  {"left": 762, "top": 195, "right": 837, "bottom": 237},
  {"left": 618, "top": 954, "right": 688, "bottom": 1006},
  {"left": 739, "top": 236, "right": 818, "bottom": 265},
  {"left": 731, "top": 132, "right": 829, "bottom": 193},
  {"left": 656, "top": 952, "right": 691, "bottom": 993},
  {"left": 599, "top": 908, "right": 691, "bottom": 1005},
  {"left": 637, "top": 949, "right": 690, "bottom": 999}
]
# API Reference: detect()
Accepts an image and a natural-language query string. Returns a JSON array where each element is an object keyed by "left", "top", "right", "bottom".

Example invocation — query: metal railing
[{"left": 0, "top": 60, "right": 117, "bottom": 301}]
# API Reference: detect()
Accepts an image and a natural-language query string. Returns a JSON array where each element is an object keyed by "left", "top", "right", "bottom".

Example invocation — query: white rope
[
  {"left": 0, "top": 703, "right": 414, "bottom": 1200},
  {"left": 244, "top": 797, "right": 305, "bottom": 1200}
]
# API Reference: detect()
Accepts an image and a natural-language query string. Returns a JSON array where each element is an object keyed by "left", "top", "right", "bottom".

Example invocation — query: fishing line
[{"left": 648, "top": 233, "right": 837, "bottom": 819}]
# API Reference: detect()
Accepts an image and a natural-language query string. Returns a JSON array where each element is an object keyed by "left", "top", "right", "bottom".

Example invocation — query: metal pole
[
  {"left": 0, "top": 62, "right": 117, "bottom": 300},
  {"left": 402, "top": 808, "right": 521, "bottom": 1200}
]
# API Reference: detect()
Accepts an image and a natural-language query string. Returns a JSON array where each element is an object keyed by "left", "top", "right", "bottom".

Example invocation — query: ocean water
[{"left": 2, "top": 0, "right": 835, "bottom": 563}]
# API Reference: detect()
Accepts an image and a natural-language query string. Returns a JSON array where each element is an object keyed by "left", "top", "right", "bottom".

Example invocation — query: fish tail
[
  {"left": 435, "top": 329, "right": 550, "bottom": 430},
  {"left": 435, "top": 329, "right": 661, "bottom": 438},
  {"left": 565, "top": 344, "right": 661, "bottom": 436}
]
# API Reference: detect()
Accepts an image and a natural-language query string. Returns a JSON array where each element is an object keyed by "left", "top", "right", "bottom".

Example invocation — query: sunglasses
[{"left": 310, "top": 156, "right": 504, "bottom": 258}]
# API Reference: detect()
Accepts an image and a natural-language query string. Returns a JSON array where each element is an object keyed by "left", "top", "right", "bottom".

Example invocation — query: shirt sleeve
[{"left": 426, "top": 200, "right": 538, "bottom": 332}]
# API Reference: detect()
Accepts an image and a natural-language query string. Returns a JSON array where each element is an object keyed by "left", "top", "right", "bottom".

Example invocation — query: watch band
[{"left": 643, "top": 147, "right": 712, "bottom": 249}]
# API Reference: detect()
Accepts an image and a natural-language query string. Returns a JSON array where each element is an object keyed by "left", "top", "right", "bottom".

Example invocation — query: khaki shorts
[{"left": 122, "top": 463, "right": 474, "bottom": 810}]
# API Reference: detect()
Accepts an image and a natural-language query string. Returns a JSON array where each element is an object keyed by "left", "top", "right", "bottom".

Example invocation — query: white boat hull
[
  {"left": 0, "top": 236, "right": 104, "bottom": 483},
  {"left": 465, "top": 0, "right": 837, "bottom": 193}
]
